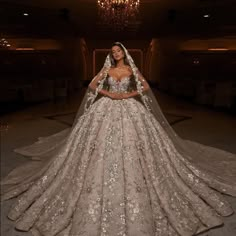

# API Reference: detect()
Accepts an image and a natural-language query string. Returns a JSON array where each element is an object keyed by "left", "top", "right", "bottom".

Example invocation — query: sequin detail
[{"left": 1, "top": 79, "right": 235, "bottom": 236}]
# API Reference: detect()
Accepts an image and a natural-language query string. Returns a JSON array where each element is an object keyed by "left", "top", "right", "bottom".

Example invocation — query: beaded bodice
[{"left": 108, "top": 76, "right": 131, "bottom": 93}]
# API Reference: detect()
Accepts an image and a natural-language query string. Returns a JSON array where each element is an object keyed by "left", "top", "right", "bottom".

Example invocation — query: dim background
[
  {"left": 0, "top": 2, "right": 236, "bottom": 235},
  {"left": 0, "top": 0, "right": 235, "bottom": 116}
]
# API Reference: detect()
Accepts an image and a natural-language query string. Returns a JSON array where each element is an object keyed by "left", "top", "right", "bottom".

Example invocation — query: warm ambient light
[
  {"left": 208, "top": 48, "right": 229, "bottom": 51},
  {"left": 0, "top": 38, "right": 11, "bottom": 49},
  {"left": 16, "top": 48, "right": 35, "bottom": 51}
]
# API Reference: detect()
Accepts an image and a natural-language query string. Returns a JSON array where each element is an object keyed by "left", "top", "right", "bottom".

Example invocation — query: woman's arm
[
  {"left": 121, "top": 91, "right": 139, "bottom": 99},
  {"left": 89, "top": 67, "right": 150, "bottom": 100},
  {"left": 88, "top": 67, "right": 107, "bottom": 91},
  {"left": 97, "top": 88, "right": 148, "bottom": 100},
  {"left": 118, "top": 70, "right": 150, "bottom": 99},
  {"left": 137, "top": 70, "right": 150, "bottom": 91},
  {"left": 110, "top": 73, "right": 151, "bottom": 100},
  {"left": 98, "top": 89, "right": 116, "bottom": 98},
  {"left": 111, "top": 88, "right": 149, "bottom": 100},
  {"left": 88, "top": 68, "right": 116, "bottom": 99}
]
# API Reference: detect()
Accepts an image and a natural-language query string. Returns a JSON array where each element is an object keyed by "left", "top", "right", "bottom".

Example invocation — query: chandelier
[
  {"left": 97, "top": 0, "right": 140, "bottom": 30},
  {"left": 0, "top": 38, "right": 11, "bottom": 49}
]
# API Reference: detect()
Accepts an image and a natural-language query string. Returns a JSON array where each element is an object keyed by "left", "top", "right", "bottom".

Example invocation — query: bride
[{"left": 1, "top": 42, "right": 236, "bottom": 236}]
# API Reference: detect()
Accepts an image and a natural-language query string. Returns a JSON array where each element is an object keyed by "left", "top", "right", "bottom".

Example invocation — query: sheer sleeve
[
  {"left": 88, "top": 67, "right": 108, "bottom": 91},
  {"left": 137, "top": 69, "right": 150, "bottom": 92}
]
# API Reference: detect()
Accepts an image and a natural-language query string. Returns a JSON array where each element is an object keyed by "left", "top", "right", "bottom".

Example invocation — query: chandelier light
[
  {"left": 97, "top": 0, "right": 140, "bottom": 30},
  {"left": 0, "top": 38, "right": 11, "bottom": 49}
]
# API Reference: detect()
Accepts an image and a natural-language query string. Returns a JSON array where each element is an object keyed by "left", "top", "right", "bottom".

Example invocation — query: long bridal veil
[{"left": 1, "top": 42, "right": 236, "bottom": 201}]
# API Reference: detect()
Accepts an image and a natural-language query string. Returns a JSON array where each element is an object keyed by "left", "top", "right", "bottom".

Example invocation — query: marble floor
[{"left": 1, "top": 89, "right": 236, "bottom": 236}]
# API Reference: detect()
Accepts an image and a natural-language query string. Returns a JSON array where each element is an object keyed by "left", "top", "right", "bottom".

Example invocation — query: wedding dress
[{"left": 1, "top": 43, "right": 236, "bottom": 236}]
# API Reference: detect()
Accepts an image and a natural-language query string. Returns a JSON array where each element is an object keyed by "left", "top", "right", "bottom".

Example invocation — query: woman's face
[{"left": 111, "top": 45, "right": 125, "bottom": 61}]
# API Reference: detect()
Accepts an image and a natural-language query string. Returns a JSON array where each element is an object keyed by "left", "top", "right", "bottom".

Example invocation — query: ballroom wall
[
  {"left": 0, "top": 35, "right": 235, "bottom": 114},
  {"left": 0, "top": 36, "right": 84, "bottom": 108},
  {"left": 149, "top": 37, "right": 236, "bottom": 111}
]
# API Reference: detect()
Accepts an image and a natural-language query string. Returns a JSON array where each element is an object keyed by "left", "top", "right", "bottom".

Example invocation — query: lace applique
[{"left": 108, "top": 76, "right": 131, "bottom": 93}]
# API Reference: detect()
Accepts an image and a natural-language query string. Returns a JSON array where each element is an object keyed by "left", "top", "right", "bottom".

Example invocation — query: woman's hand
[
  {"left": 102, "top": 91, "right": 138, "bottom": 100},
  {"left": 109, "top": 93, "right": 124, "bottom": 100},
  {"left": 109, "top": 92, "right": 137, "bottom": 100},
  {"left": 98, "top": 89, "right": 123, "bottom": 99}
]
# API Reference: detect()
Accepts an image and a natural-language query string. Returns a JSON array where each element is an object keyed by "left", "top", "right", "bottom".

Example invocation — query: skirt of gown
[{"left": 1, "top": 96, "right": 236, "bottom": 236}]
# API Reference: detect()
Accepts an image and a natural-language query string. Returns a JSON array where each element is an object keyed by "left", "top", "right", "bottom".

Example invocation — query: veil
[
  {"left": 71, "top": 42, "right": 154, "bottom": 127},
  {"left": 1, "top": 42, "right": 236, "bottom": 200},
  {"left": 71, "top": 42, "right": 236, "bottom": 195}
]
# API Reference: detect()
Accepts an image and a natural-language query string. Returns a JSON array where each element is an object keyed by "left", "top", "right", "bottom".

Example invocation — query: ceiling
[{"left": 0, "top": 0, "right": 236, "bottom": 39}]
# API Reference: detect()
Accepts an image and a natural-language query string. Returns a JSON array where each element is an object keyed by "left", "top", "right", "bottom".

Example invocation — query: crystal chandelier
[
  {"left": 0, "top": 38, "right": 11, "bottom": 49},
  {"left": 97, "top": 0, "right": 140, "bottom": 30}
]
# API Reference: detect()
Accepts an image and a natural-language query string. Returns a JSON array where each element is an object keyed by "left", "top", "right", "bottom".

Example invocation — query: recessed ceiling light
[
  {"left": 203, "top": 14, "right": 210, "bottom": 18},
  {"left": 23, "top": 13, "right": 29, "bottom": 16}
]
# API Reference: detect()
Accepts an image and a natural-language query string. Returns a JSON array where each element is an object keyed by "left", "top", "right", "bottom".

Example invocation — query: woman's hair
[
  {"left": 109, "top": 42, "right": 130, "bottom": 67},
  {"left": 107, "top": 42, "right": 136, "bottom": 92}
]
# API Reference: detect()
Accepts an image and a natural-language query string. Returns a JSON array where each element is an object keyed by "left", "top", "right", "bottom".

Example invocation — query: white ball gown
[{"left": 1, "top": 74, "right": 236, "bottom": 236}]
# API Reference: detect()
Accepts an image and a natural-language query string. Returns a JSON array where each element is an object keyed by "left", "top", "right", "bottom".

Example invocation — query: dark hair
[
  {"left": 107, "top": 42, "right": 136, "bottom": 91},
  {"left": 109, "top": 42, "right": 130, "bottom": 67}
]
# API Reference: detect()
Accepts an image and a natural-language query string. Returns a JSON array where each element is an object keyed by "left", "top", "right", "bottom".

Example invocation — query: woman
[{"left": 1, "top": 42, "right": 236, "bottom": 236}]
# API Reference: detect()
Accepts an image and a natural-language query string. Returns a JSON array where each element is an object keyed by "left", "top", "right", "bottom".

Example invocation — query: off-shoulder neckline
[{"left": 108, "top": 76, "right": 131, "bottom": 82}]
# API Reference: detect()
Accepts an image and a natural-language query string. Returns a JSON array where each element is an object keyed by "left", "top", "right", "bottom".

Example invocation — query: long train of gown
[{"left": 1, "top": 95, "right": 236, "bottom": 236}]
